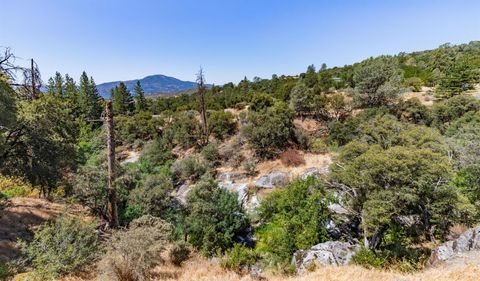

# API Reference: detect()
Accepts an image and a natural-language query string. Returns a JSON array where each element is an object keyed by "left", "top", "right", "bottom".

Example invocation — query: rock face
[
  {"left": 428, "top": 226, "right": 480, "bottom": 266},
  {"left": 300, "top": 167, "right": 321, "bottom": 179},
  {"left": 254, "top": 170, "right": 289, "bottom": 189},
  {"left": 292, "top": 241, "right": 360, "bottom": 271}
]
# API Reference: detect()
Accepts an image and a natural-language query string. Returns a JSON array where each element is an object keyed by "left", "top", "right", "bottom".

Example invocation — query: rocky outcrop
[
  {"left": 254, "top": 170, "right": 289, "bottom": 188},
  {"left": 300, "top": 167, "right": 321, "bottom": 179},
  {"left": 428, "top": 226, "right": 480, "bottom": 266},
  {"left": 292, "top": 241, "right": 360, "bottom": 271},
  {"left": 174, "top": 184, "right": 190, "bottom": 204}
]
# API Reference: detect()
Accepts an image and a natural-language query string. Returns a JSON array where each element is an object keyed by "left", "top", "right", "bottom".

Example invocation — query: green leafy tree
[
  {"left": 353, "top": 56, "right": 403, "bottom": 107},
  {"left": 330, "top": 140, "right": 463, "bottom": 249},
  {"left": 0, "top": 95, "right": 77, "bottom": 196}
]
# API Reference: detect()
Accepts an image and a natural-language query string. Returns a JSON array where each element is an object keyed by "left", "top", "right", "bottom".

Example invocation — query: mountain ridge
[{"left": 96, "top": 74, "right": 199, "bottom": 98}]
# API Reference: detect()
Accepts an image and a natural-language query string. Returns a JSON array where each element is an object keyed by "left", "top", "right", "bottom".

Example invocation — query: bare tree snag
[
  {"left": 105, "top": 100, "right": 118, "bottom": 228},
  {"left": 196, "top": 67, "right": 208, "bottom": 145}
]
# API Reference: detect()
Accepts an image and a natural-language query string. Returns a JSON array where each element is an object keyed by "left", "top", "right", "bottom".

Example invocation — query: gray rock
[
  {"left": 255, "top": 170, "right": 289, "bottom": 189},
  {"left": 301, "top": 167, "right": 321, "bottom": 179},
  {"left": 217, "top": 172, "right": 245, "bottom": 182},
  {"left": 428, "top": 226, "right": 480, "bottom": 266},
  {"left": 292, "top": 241, "right": 360, "bottom": 271},
  {"left": 174, "top": 184, "right": 190, "bottom": 204},
  {"left": 218, "top": 181, "right": 249, "bottom": 205}
]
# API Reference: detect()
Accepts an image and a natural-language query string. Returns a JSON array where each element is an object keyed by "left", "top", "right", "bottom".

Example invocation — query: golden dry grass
[{"left": 57, "top": 254, "right": 480, "bottom": 281}]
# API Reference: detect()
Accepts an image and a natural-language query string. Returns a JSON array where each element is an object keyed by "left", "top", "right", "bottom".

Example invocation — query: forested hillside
[{"left": 1, "top": 41, "right": 480, "bottom": 280}]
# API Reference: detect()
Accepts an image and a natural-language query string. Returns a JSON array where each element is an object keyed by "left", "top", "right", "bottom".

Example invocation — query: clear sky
[{"left": 1, "top": 0, "right": 479, "bottom": 85}]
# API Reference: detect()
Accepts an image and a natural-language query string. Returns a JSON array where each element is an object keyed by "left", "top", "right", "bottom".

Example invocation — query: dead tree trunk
[
  {"left": 196, "top": 67, "right": 208, "bottom": 145},
  {"left": 105, "top": 101, "right": 118, "bottom": 228},
  {"left": 30, "top": 59, "right": 36, "bottom": 99}
]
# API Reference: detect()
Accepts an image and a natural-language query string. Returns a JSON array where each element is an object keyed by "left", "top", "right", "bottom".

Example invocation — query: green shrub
[
  {"left": 208, "top": 110, "right": 236, "bottom": 140},
  {"left": 243, "top": 101, "right": 295, "bottom": 158},
  {"left": 249, "top": 93, "right": 274, "bottom": 111},
  {"left": 404, "top": 77, "right": 423, "bottom": 92},
  {"left": 201, "top": 143, "right": 220, "bottom": 166},
  {"left": 221, "top": 244, "right": 259, "bottom": 274},
  {"left": 185, "top": 176, "right": 249, "bottom": 256},
  {"left": 310, "top": 138, "right": 328, "bottom": 154},
  {"left": 19, "top": 215, "right": 99, "bottom": 280},
  {"left": 0, "top": 262, "right": 13, "bottom": 281},
  {"left": 294, "top": 129, "right": 311, "bottom": 151},
  {"left": 98, "top": 215, "right": 172, "bottom": 281},
  {"left": 243, "top": 160, "right": 257, "bottom": 176},
  {"left": 140, "top": 138, "right": 173, "bottom": 167},
  {"left": 352, "top": 248, "right": 388, "bottom": 269},
  {"left": 127, "top": 174, "right": 174, "bottom": 219},
  {"left": 169, "top": 241, "right": 191, "bottom": 266},
  {"left": 255, "top": 177, "right": 331, "bottom": 267},
  {"left": 169, "top": 111, "right": 202, "bottom": 149},
  {"left": 172, "top": 155, "right": 208, "bottom": 182}
]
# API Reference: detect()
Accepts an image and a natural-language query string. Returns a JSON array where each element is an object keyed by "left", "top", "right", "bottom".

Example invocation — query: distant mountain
[{"left": 96, "top": 74, "right": 198, "bottom": 99}]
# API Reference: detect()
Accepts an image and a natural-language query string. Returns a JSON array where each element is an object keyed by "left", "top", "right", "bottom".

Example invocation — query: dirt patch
[
  {"left": 403, "top": 87, "right": 435, "bottom": 106},
  {"left": 0, "top": 197, "right": 90, "bottom": 262},
  {"left": 256, "top": 151, "right": 332, "bottom": 178}
]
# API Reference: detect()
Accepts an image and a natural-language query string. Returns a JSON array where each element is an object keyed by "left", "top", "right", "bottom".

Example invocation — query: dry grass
[
  {"left": 57, "top": 254, "right": 480, "bottom": 281},
  {"left": 280, "top": 149, "right": 306, "bottom": 167}
]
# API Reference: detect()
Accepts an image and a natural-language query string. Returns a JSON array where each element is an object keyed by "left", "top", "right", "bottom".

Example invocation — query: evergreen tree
[
  {"left": 78, "top": 71, "right": 91, "bottom": 117},
  {"left": 46, "top": 77, "right": 56, "bottom": 95},
  {"left": 78, "top": 71, "right": 103, "bottom": 121},
  {"left": 88, "top": 77, "right": 103, "bottom": 120},
  {"left": 111, "top": 82, "right": 133, "bottom": 115},
  {"left": 64, "top": 74, "right": 79, "bottom": 115},
  {"left": 54, "top": 72, "right": 64, "bottom": 97},
  {"left": 133, "top": 80, "right": 147, "bottom": 112}
]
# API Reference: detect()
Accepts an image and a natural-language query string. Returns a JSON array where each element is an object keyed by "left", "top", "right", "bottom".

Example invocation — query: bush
[
  {"left": 0, "top": 262, "right": 13, "bottom": 281},
  {"left": 310, "top": 138, "right": 328, "bottom": 154},
  {"left": 432, "top": 94, "right": 480, "bottom": 131},
  {"left": 185, "top": 176, "right": 249, "bottom": 256},
  {"left": 169, "top": 241, "right": 191, "bottom": 266},
  {"left": 243, "top": 101, "right": 295, "bottom": 158},
  {"left": 19, "top": 215, "right": 99, "bottom": 280},
  {"left": 0, "top": 176, "right": 38, "bottom": 198},
  {"left": 294, "top": 128, "right": 311, "bottom": 151},
  {"left": 249, "top": 93, "right": 274, "bottom": 111},
  {"left": 140, "top": 138, "right": 173, "bottom": 167},
  {"left": 208, "top": 110, "right": 236, "bottom": 140},
  {"left": 221, "top": 244, "right": 259, "bottom": 274},
  {"left": 172, "top": 155, "right": 208, "bottom": 182},
  {"left": 243, "top": 160, "right": 257, "bottom": 176},
  {"left": 98, "top": 215, "right": 172, "bottom": 281},
  {"left": 169, "top": 111, "right": 202, "bottom": 149},
  {"left": 256, "top": 178, "right": 331, "bottom": 267},
  {"left": 201, "top": 143, "right": 220, "bottom": 165},
  {"left": 127, "top": 174, "right": 174, "bottom": 219},
  {"left": 404, "top": 77, "right": 423, "bottom": 92},
  {"left": 352, "top": 248, "right": 388, "bottom": 269},
  {"left": 279, "top": 149, "right": 305, "bottom": 167}
]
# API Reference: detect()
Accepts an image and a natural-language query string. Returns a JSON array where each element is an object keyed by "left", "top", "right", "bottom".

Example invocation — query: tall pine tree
[
  {"left": 111, "top": 82, "right": 133, "bottom": 115},
  {"left": 78, "top": 71, "right": 103, "bottom": 121},
  {"left": 133, "top": 80, "right": 147, "bottom": 112}
]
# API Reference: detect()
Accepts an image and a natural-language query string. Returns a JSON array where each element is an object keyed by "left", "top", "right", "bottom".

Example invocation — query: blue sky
[{"left": 1, "top": 0, "right": 479, "bottom": 84}]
